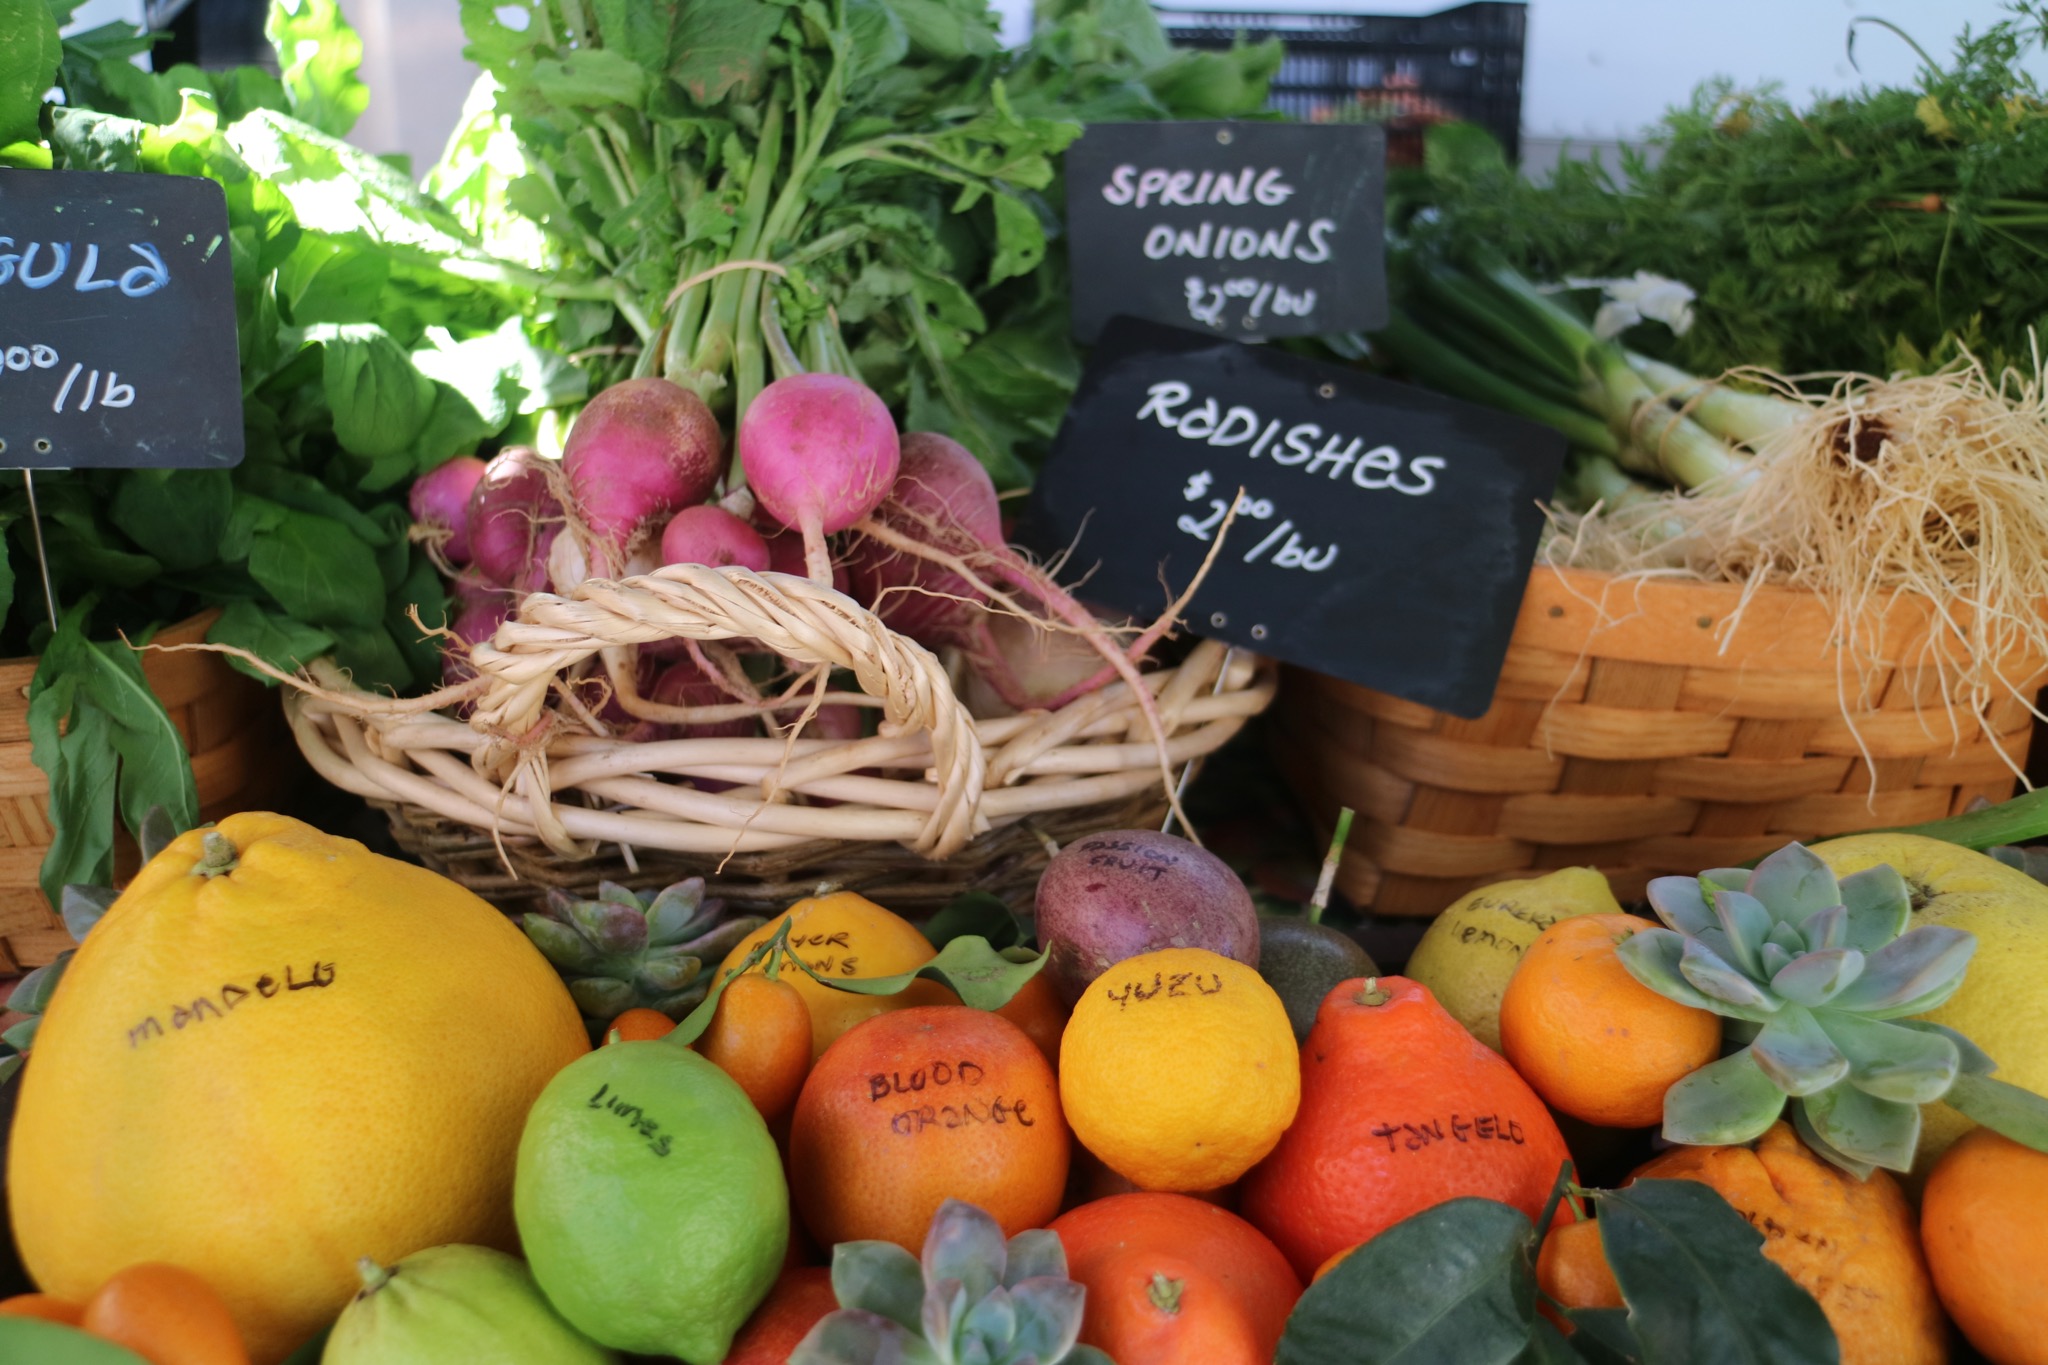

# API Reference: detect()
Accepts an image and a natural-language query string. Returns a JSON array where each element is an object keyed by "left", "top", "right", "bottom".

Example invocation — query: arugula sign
[{"left": 0, "top": 169, "right": 244, "bottom": 470}]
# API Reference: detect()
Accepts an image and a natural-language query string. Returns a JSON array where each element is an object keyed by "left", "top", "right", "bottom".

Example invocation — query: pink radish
[
  {"left": 847, "top": 432, "right": 1001, "bottom": 648},
  {"left": 739, "top": 373, "right": 900, "bottom": 583},
  {"left": 764, "top": 528, "right": 850, "bottom": 594},
  {"left": 441, "top": 587, "right": 513, "bottom": 698},
  {"left": 410, "top": 455, "right": 487, "bottom": 565},
  {"left": 660, "top": 503, "right": 771, "bottom": 572},
  {"left": 651, "top": 658, "right": 759, "bottom": 740},
  {"left": 468, "top": 447, "right": 562, "bottom": 594},
  {"left": 561, "top": 377, "right": 725, "bottom": 572}
]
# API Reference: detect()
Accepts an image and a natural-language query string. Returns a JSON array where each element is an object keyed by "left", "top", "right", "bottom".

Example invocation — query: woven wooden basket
[
  {"left": 0, "top": 610, "right": 295, "bottom": 969},
  {"left": 1273, "top": 566, "right": 2048, "bottom": 917},
  {"left": 287, "top": 566, "right": 1275, "bottom": 912}
]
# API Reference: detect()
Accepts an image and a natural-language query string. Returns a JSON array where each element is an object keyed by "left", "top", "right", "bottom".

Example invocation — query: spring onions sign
[
  {"left": 1063, "top": 121, "right": 1386, "bottom": 344},
  {"left": 1023, "top": 318, "right": 1566, "bottom": 717},
  {"left": 0, "top": 169, "right": 243, "bottom": 469}
]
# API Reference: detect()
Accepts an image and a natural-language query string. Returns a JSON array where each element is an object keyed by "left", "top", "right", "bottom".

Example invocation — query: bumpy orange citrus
[
  {"left": 696, "top": 973, "right": 813, "bottom": 1123},
  {"left": 717, "top": 892, "right": 950, "bottom": 1059},
  {"left": 788, "top": 1005, "right": 1069, "bottom": 1251},
  {"left": 1499, "top": 913, "right": 1720, "bottom": 1128},
  {"left": 1059, "top": 948, "right": 1298, "bottom": 1193},
  {"left": 1632, "top": 1123, "right": 1944, "bottom": 1365},
  {"left": 1921, "top": 1126, "right": 2048, "bottom": 1365},
  {"left": 607, "top": 1007, "right": 676, "bottom": 1042}
]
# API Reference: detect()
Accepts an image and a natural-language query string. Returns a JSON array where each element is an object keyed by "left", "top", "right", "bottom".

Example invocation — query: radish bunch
[{"left": 410, "top": 371, "right": 1175, "bottom": 763}]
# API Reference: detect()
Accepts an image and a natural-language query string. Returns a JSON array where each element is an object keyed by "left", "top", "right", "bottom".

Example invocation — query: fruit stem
[
  {"left": 194, "top": 830, "right": 239, "bottom": 879},
  {"left": 1147, "top": 1273, "right": 1184, "bottom": 1315},
  {"left": 1307, "top": 807, "right": 1356, "bottom": 927},
  {"left": 355, "top": 1257, "right": 393, "bottom": 1297},
  {"left": 1355, "top": 975, "right": 1393, "bottom": 1007}
]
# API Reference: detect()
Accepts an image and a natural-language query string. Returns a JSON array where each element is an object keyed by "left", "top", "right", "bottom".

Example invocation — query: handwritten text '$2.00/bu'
[
  {"left": 1136, "top": 381, "right": 1446, "bottom": 496},
  {"left": 0, "top": 239, "right": 171, "bottom": 297}
]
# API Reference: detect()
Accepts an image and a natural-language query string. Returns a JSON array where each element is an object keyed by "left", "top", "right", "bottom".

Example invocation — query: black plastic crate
[{"left": 1156, "top": 2, "right": 1527, "bottom": 164}]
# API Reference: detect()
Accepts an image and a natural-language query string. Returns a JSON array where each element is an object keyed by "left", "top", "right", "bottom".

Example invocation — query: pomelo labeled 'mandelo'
[{"left": 8, "top": 813, "right": 589, "bottom": 1364}]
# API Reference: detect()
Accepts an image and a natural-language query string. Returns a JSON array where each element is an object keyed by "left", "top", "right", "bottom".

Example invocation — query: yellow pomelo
[
  {"left": 9, "top": 813, "right": 588, "bottom": 1364},
  {"left": 1811, "top": 832, "right": 2048, "bottom": 1171},
  {"left": 1403, "top": 867, "right": 1622, "bottom": 1052}
]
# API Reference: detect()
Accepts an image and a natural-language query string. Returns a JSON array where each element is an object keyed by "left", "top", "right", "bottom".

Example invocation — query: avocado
[{"left": 1257, "top": 917, "right": 1378, "bottom": 1041}]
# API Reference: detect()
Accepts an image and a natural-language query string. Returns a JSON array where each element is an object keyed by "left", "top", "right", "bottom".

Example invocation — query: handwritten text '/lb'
[{"left": 0, "top": 240, "right": 170, "bottom": 297}]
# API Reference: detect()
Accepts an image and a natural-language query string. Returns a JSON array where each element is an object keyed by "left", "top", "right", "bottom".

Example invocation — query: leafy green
[
  {"left": 265, "top": 0, "right": 369, "bottom": 138},
  {"left": 0, "top": 0, "right": 61, "bottom": 145}
]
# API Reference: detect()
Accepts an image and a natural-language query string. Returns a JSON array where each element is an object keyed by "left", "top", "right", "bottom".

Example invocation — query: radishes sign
[
  {"left": 1064, "top": 121, "right": 1386, "bottom": 344},
  {"left": 0, "top": 169, "right": 243, "bottom": 469},
  {"left": 1022, "top": 318, "right": 1565, "bottom": 717}
]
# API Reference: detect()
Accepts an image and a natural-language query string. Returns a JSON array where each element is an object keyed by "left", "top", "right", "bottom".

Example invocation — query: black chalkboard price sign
[
  {"left": 0, "top": 169, "right": 244, "bottom": 470},
  {"left": 1022, "top": 317, "right": 1568, "bottom": 718},
  {"left": 1063, "top": 121, "right": 1386, "bottom": 345}
]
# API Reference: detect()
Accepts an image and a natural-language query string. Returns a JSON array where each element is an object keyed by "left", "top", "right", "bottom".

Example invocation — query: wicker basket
[
  {"left": 1273, "top": 566, "right": 2048, "bottom": 916},
  {"left": 287, "top": 566, "right": 1275, "bottom": 913},
  {"left": 0, "top": 610, "right": 295, "bottom": 969}
]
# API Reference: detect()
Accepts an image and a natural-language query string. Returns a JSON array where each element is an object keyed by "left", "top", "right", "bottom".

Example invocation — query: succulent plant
[
  {"left": 790, "top": 1199, "right": 1112, "bottom": 1365},
  {"left": 1620, "top": 841, "right": 1987, "bottom": 1176},
  {"left": 522, "top": 879, "right": 763, "bottom": 1029}
]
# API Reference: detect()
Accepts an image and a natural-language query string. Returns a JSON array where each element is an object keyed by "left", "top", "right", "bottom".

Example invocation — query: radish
[
  {"left": 561, "top": 377, "right": 725, "bottom": 572},
  {"left": 650, "top": 658, "right": 759, "bottom": 740},
  {"left": 738, "top": 373, "right": 900, "bottom": 583},
  {"left": 468, "top": 446, "right": 562, "bottom": 594},
  {"left": 659, "top": 503, "right": 771, "bottom": 572},
  {"left": 847, "top": 432, "right": 1001, "bottom": 648},
  {"left": 763, "top": 528, "right": 850, "bottom": 594},
  {"left": 441, "top": 588, "right": 513, "bottom": 696},
  {"left": 409, "top": 455, "right": 487, "bottom": 565}
]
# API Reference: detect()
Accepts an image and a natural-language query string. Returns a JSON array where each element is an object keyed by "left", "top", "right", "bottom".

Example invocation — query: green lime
[
  {"left": 0, "top": 1318, "right": 151, "bottom": 1364},
  {"left": 514, "top": 1041, "right": 788, "bottom": 1363}
]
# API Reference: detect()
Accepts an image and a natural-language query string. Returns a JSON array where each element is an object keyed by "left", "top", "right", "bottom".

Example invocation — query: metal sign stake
[{"left": 21, "top": 470, "right": 59, "bottom": 630}]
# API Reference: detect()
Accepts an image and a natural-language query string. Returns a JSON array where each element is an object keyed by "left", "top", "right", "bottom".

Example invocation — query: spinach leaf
[
  {"left": 248, "top": 509, "right": 385, "bottom": 628},
  {"left": 0, "top": 0, "right": 61, "bottom": 145}
]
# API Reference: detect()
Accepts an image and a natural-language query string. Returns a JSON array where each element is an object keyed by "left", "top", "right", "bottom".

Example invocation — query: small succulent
[
  {"left": 522, "top": 879, "right": 763, "bottom": 1029},
  {"left": 791, "top": 1200, "right": 1112, "bottom": 1365},
  {"left": 1620, "top": 841, "right": 1984, "bottom": 1176}
]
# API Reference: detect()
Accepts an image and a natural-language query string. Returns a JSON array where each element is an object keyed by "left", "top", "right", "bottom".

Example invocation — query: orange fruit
[
  {"left": 82, "top": 1264, "right": 249, "bottom": 1365},
  {"left": 789, "top": 1005, "right": 1068, "bottom": 1251},
  {"left": 608, "top": 1007, "right": 676, "bottom": 1042},
  {"left": 0, "top": 1292, "right": 84, "bottom": 1324},
  {"left": 1498, "top": 913, "right": 1720, "bottom": 1129},
  {"left": 1059, "top": 947, "right": 1299, "bottom": 1192},
  {"left": 1921, "top": 1126, "right": 2048, "bottom": 1364},
  {"left": 726, "top": 1265, "right": 839, "bottom": 1365},
  {"left": 1049, "top": 1192, "right": 1301, "bottom": 1360},
  {"left": 696, "top": 974, "right": 813, "bottom": 1123},
  {"left": 994, "top": 968, "right": 1068, "bottom": 1070},
  {"left": 717, "top": 892, "right": 951, "bottom": 1060},
  {"left": 1536, "top": 1218, "right": 1622, "bottom": 1311},
  {"left": 1077, "top": 1248, "right": 1265, "bottom": 1365},
  {"left": 1310, "top": 1246, "right": 1355, "bottom": 1284},
  {"left": 1632, "top": 1122, "right": 1944, "bottom": 1365},
  {"left": 1239, "top": 976, "right": 1572, "bottom": 1280}
]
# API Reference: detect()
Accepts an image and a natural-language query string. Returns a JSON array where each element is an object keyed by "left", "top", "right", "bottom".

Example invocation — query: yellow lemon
[
  {"left": 8, "top": 813, "right": 588, "bottom": 1364},
  {"left": 1059, "top": 947, "right": 1299, "bottom": 1192}
]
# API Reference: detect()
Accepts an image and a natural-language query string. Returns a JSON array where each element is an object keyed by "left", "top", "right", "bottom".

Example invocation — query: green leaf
[
  {"left": 265, "top": 0, "right": 369, "bottom": 137},
  {"left": 920, "top": 891, "right": 1023, "bottom": 952},
  {"left": 248, "top": 509, "right": 385, "bottom": 628},
  {"left": 532, "top": 48, "right": 649, "bottom": 111},
  {"left": 1661, "top": 1047, "right": 1788, "bottom": 1147},
  {"left": 1800, "top": 1084, "right": 1921, "bottom": 1173},
  {"left": 1276, "top": 1198, "right": 1537, "bottom": 1365},
  {"left": 48, "top": 105, "right": 145, "bottom": 171},
  {"left": 1745, "top": 842, "right": 1839, "bottom": 925},
  {"left": 8, "top": 954, "right": 70, "bottom": 1013},
  {"left": 330, "top": 622, "right": 412, "bottom": 692},
  {"left": 1750, "top": 1006, "right": 1851, "bottom": 1097},
  {"left": 846, "top": 0, "right": 910, "bottom": 84},
  {"left": 987, "top": 193, "right": 1046, "bottom": 286},
  {"left": 829, "top": 1239, "right": 926, "bottom": 1331},
  {"left": 1944, "top": 1073, "right": 2048, "bottom": 1153},
  {"left": 0, "top": 0, "right": 61, "bottom": 145},
  {"left": 207, "top": 599, "right": 334, "bottom": 682},
  {"left": 1596, "top": 1179, "right": 1838, "bottom": 1365},
  {"left": 885, "top": 0, "right": 1001, "bottom": 58},
  {"left": 1826, "top": 1011, "right": 1960, "bottom": 1105},
  {"left": 669, "top": 0, "right": 788, "bottom": 106},
  {"left": 321, "top": 326, "right": 437, "bottom": 459},
  {"left": 1559, "top": 1310, "right": 1639, "bottom": 1365},
  {"left": 110, "top": 470, "right": 234, "bottom": 573},
  {"left": 793, "top": 934, "right": 1047, "bottom": 1010},
  {"left": 60, "top": 883, "right": 116, "bottom": 939}
]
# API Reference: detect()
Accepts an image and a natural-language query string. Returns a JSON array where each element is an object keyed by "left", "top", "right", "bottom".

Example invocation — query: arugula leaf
[
  {"left": 0, "top": 0, "right": 61, "bottom": 146},
  {"left": 266, "top": 0, "right": 370, "bottom": 137},
  {"left": 248, "top": 509, "right": 386, "bottom": 628},
  {"left": 670, "top": 0, "right": 789, "bottom": 106},
  {"left": 111, "top": 470, "right": 236, "bottom": 573},
  {"left": 208, "top": 599, "right": 335, "bottom": 682}
]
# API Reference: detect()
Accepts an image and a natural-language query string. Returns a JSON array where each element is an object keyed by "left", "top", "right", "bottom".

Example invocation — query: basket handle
[{"left": 468, "top": 565, "right": 989, "bottom": 858}]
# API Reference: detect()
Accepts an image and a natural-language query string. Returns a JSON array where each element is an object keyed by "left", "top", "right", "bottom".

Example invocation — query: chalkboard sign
[
  {"left": 0, "top": 169, "right": 244, "bottom": 470},
  {"left": 1022, "top": 317, "right": 1567, "bottom": 718},
  {"left": 1063, "top": 121, "right": 1386, "bottom": 345}
]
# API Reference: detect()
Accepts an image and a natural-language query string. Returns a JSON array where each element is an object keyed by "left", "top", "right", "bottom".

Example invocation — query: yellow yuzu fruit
[{"left": 1059, "top": 947, "right": 1298, "bottom": 1192}]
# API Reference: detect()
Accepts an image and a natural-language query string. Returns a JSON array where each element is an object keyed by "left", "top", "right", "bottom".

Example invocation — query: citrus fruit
[
  {"left": 608, "top": 1008, "right": 676, "bottom": 1042},
  {"left": 1310, "top": 1247, "right": 1355, "bottom": 1284},
  {"left": 1404, "top": 867, "right": 1623, "bottom": 1053},
  {"left": 1076, "top": 1249, "right": 1264, "bottom": 1365},
  {"left": 1048, "top": 1192, "right": 1301, "bottom": 1360},
  {"left": 0, "top": 1293, "right": 83, "bottom": 1324},
  {"left": 1257, "top": 917, "right": 1376, "bottom": 1042},
  {"left": 1632, "top": 1121, "right": 1944, "bottom": 1365},
  {"left": 0, "top": 1317, "right": 152, "bottom": 1364},
  {"left": 1498, "top": 913, "right": 1720, "bottom": 1128},
  {"left": 322, "top": 1245, "right": 613, "bottom": 1365},
  {"left": 1921, "top": 1126, "right": 2048, "bottom": 1364},
  {"left": 788, "top": 1005, "right": 1068, "bottom": 1251},
  {"left": 1238, "top": 975, "right": 1571, "bottom": 1280},
  {"left": 717, "top": 892, "right": 950, "bottom": 1059},
  {"left": 1811, "top": 833, "right": 2048, "bottom": 1169},
  {"left": 1059, "top": 947, "right": 1298, "bottom": 1192},
  {"left": 993, "top": 963, "right": 1068, "bottom": 1070},
  {"left": 1536, "top": 1219, "right": 1622, "bottom": 1312},
  {"left": 9, "top": 814, "right": 588, "bottom": 1362},
  {"left": 696, "top": 973, "right": 813, "bottom": 1123},
  {"left": 725, "top": 1266, "right": 837, "bottom": 1365},
  {"left": 81, "top": 1263, "right": 248, "bottom": 1365},
  {"left": 515, "top": 1038, "right": 787, "bottom": 1362}
]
